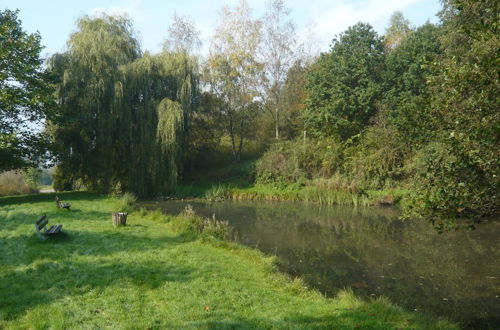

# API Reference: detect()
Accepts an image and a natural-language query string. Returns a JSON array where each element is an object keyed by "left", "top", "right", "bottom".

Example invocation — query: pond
[{"left": 145, "top": 200, "right": 500, "bottom": 328}]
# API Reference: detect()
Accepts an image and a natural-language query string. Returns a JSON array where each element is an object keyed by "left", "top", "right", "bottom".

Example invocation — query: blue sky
[{"left": 2, "top": 0, "right": 442, "bottom": 57}]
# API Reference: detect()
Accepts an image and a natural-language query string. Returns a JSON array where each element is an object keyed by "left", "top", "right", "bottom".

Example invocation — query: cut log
[{"left": 112, "top": 212, "right": 128, "bottom": 226}]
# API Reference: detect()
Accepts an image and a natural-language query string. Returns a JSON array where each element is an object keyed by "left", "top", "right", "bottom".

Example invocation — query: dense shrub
[
  {"left": 404, "top": 140, "right": 499, "bottom": 230},
  {"left": 256, "top": 139, "right": 343, "bottom": 187},
  {"left": 256, "top": 126, "right": 409, "bottom": 192},
  {"left": 0, "top": 170, "right": 38, "bottom": 196},
  {"left": 52, "top": 165, "right": 75, "bottom": 191},
  {"left": 117, "top": 192, "right": 138, "bottom": 213},
  {"left": 343, "top": 122, "right": 409, "bottom": 190},
  {"left": 198, "top": 215, "right": 233, "bottom": 241},
  {"left": 168, "top": 205, "right": 233, "bottom": 241}
]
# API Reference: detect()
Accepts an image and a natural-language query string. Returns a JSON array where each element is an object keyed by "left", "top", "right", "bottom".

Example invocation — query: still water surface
[{"left": 148, "top": 200, "right": 499, "bottom": 328}]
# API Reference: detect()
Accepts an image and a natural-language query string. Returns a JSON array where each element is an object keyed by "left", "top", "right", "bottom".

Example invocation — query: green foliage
[
  {"left": 204, "top": 184, "right": 234, "bottom": 202},
  {"left": 277, "top": 60, "right": 308, "bottom": 139},
  {"left": 198, "top": 215, "right": 233, "bottom": 241},
  {"left": 256, "top": 139, "right": 342, "bottom": 187},
  {"left": 299, "top": 186, "right": 370, "bottom": 207},
  {"left": 117, "top": 192, "right": 137, "bottom": 213},
  {"left": 136, "top": 207, "right": 171, "bottom": 222},
  {"left": 405, "top": 0, "right": 500, "bottom": 227},
  {"left": 304, "top": 23, "right": 385, "bottom": 140},
  {"left": 0, "top": 9, "right": 56, "bottom": 171},
  {"left": 343, "top": 121, "right": 408, "bottom": 190},
  {"left": 382, "top": 23, "right": 443, "bottom": 147},
  {"left": 49, "top": 14, "right": 199, "bottom": 196},
  {"left": 384, "top": 11, "right": 412, "bottom": 49},
  {"left": 52, "top": 165, "right": 76, "bottom": 191},
  {"left": 22, "top": 167, "right": 42, "bottom": 190},
  {"left": 205, "top": 0, "right": 262, "bottom": 161},
  {"left": 186, "top": 92, "right": 225, "bottom": 170}
]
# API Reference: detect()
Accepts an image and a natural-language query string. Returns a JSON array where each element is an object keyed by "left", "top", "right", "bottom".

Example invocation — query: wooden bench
[
  {"left": 35, "top": 215, "right": 63, "bottom": 240},
  {"left": 55, "top": 196, "right": 71, "bottom": 210}
]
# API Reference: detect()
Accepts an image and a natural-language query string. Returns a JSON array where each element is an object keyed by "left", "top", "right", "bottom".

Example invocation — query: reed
[{"left": 203, "top": 183, "right": 371, "bottom": 206}]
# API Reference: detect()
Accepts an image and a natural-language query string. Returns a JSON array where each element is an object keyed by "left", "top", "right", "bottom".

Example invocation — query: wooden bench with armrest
[
  {"left": 35, "top": 215, "right": 63, "bottom": 240},
  {"left": 55, "top": 196, "right": 71, "bottom": 210}
]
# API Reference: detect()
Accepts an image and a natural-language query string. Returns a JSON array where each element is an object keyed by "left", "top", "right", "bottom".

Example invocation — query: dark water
[{"left": 146, "top": 200, "right": 500, "bottom": 328}]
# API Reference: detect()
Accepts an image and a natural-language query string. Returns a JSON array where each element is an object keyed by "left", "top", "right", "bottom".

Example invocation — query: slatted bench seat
[
  {"left": 35, "top": 215, "right": 63, "bottom": 240},
  {"left": 55, "top": 196, "right": 71, "bottom": 210}
]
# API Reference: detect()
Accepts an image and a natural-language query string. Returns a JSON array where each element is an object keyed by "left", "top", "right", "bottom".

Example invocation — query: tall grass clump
[
  {"left": 117, "top": 192, "right": 137, "bottom": 212},
  {"left": 204, "top": 184, "right": 234, "bottom": 202},
  {"left": 136, "top": 207, "right": 171, "bottom": 222},
  {"left": 0, "top": 170, "right": 38, "bottom": 196},
  {"left": 300, "top": 187, "right": 370, "bottom": 206},
  {"left": 198, "top": 215, "right": 233, "bottom": 241},
  {"left": 168, "top": 205, "right": 233, "bottom": 241}
]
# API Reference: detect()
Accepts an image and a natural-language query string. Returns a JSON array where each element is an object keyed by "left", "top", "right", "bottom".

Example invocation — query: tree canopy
[
  {"left": 50, "top": 14, "right": 198, "bottom": 196},
  {"left": 304, "top": 23, "right": 385, "bottom": 140},
  {"left": 0, "top": 9, "right": 56, "bottom": 171},
  {"left": 2, "top": 1, "right": 497, "bottom": 227}
]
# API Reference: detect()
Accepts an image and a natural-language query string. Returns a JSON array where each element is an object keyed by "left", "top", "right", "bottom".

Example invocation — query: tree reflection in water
[{"left": 148, "top": 200, "right": 500, "bottom": 329}]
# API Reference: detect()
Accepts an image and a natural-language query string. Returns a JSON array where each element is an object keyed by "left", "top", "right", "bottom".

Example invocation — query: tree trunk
[
  {"left": 112, "top": 212, "right": 128, "bottom": 226},
  {"left": 275, "top": 105, "right": 280, "bottom": 139},
  {"left": 237, "top": 117, "right": 244, "bottom": 162},
  {"left": 228, "top": 112, "right": 237, "bottom": 161},
  {"left": 273, "top": 89, "right": 281, "bottom": 139}
]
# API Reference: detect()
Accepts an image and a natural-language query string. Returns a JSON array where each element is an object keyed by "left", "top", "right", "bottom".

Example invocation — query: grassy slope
[{"left": 0, "top": 192, "right": 455, "bottom": 329}]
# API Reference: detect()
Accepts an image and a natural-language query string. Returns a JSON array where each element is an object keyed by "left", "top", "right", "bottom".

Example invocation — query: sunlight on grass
[{"left": 0, "top": 192, "right": 456, "bottom": 329}]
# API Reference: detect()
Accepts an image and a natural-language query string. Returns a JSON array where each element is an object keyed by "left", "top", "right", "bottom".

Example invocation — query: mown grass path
[{"left": 0, "top": 192, "right": 455, "bottom": 329}]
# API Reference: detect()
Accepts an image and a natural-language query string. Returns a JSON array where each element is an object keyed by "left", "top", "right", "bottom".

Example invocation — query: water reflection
[{"left": 148, "top": 200, "right": 500, "bottom": 328}]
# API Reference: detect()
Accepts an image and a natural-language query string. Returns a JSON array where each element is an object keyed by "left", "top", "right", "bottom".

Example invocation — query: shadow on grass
[
  {"left": 0, "top": 227, "right": 189, "bottom": 268},
  {"left": 0, "top": 191, "right": 107, "bottom": 206},
  {"left": 185, "top": 311, "right": 443, "bottom": 330},
  {"left": 0, "top": 257, "right": 194, "bottom": 321},
  {"left": 0, "top": 209, "right": 112, "bottom": 232}
]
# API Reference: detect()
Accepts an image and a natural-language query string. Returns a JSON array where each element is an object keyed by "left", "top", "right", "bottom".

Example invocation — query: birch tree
[
  {"left": 163, "top": 13, "right": 202, "bottom": 54},
  {"left": 260, "top": 0, "right": 296, "bottom": 139},
  {"left": 205, "top": 0, "right": 261, "bottom": 161}
]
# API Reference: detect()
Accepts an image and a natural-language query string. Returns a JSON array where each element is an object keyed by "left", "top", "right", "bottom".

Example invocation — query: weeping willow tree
[
  {"left": 114, "top": 52, "right": 198, "bottom": 196},
  {"left": 49, "top": 14, "right": 199, "bottom": 196}
]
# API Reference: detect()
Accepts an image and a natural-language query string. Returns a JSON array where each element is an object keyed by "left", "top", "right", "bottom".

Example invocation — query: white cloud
[
  {"left": 91, "top": 0, "right": 143, "bottom": 17},
  {"left": 87, "top": 0, "right": 430, "bottom": 54},
  {"left": 305, "top": 0, "right": 423, "bottom": 50}
]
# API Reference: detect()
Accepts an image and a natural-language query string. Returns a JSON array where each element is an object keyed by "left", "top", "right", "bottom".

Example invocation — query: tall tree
[
  {"left": 0, "top": 9, "right": 56, "bottom": 171},
  {"left": 163, "top": 13, "right": 202, "bottom": 54},
  {"left": 50, "top": 13, "right": 141, "bottom": 191},
  {"left": 384, "top": 11, "right": 412, "bottom": 49},
  {"left": 50, "top": 14, "right": 198, "bottom": 196},
  {"left": 406, "top": 0, "right": 499, "bottom": 228},
  {"left": 382, "top": 22, "right": 443, "bottom": 147},
  {"left": 205, "top": 0, "right": 261, "bottom": 161},
  {"left": 278, "top": 60, "right": 308, "bottom": 139},
  {"left": 260, "top": 0, "right": 296, "bottom": 139},
  {"left": 304, "top": 23, "right": 385, "bottom": 140}
]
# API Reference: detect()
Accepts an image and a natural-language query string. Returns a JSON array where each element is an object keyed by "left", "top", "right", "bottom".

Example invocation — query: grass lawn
[{"left": 0, "top": 192, "right": 456, "bottom": 329}]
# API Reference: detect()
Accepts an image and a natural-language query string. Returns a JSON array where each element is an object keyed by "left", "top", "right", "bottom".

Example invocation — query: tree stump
[{"left": 112, "top": 212, "right": 128, "bottom": 226}]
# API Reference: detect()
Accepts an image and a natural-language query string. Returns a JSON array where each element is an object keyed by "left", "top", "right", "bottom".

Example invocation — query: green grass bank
[
  {"left": 174, "top": 181, "right": 406, "bottom": 208},
  {"left": 0, "top": 192, "right": 455, "bottom": 329}
]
